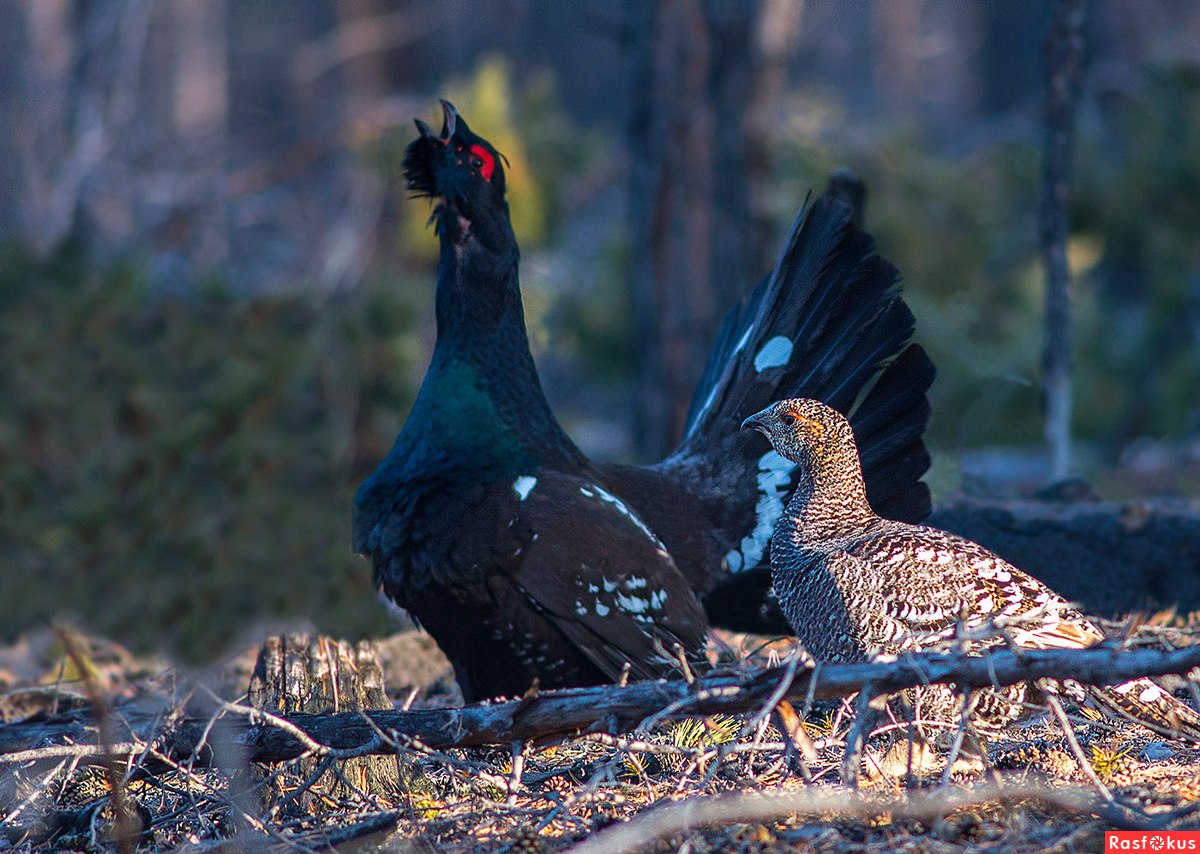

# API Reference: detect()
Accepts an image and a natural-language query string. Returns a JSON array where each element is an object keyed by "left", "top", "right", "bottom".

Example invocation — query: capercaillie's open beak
[
  {"left": 439, "top": 99, "right": 458, "bottom": 138},
  {"left": 414, "top": 118, "right": 438, "bottom": 140},
  {"left": 403, "top": 101, "right": 466, "bottom": 199},
  {"left": 414, "top": 100, "right": 459, "bottom": 143}
]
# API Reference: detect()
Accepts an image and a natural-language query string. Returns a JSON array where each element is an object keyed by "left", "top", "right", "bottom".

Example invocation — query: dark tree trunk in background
[
  {"left": 745, "top": 0, "right": 803, "bottom": 270},
  {"left": 1039, "top": 0, "right": 1085, "bottom": 481},
  {"left": 0, "top": 2, "right": 25, "bottom": 237},
  {"left": 628, "top": 0, "right": 788, "bottom": 460},
  {"left": 978, "top": 1, "right": 1051, "bottom": 113},
  {"left": 873, "top": 0, "right": 922, "bottom": 113}
]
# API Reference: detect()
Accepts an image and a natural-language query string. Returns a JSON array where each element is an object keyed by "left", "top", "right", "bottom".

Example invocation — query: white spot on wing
[
  {"left": 615, "top": 592, "right": 650, "bottom": 614},
  {"left": 583, "top": 483, "right": 667, "bottom": 550},
  {"left": 512, "top": 475, "right": 537, "bottom": 501},
  {"left": 753, "top": 335, "right": 793, "bottom": 372}
]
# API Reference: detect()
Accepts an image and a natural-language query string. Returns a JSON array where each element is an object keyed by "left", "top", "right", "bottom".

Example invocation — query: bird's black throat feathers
[
  {"left": 355, "top": 148, "right": 584, "bottom": 558},
  {"left": 428, "top": 218, "right": 584, "bottom": 471}
]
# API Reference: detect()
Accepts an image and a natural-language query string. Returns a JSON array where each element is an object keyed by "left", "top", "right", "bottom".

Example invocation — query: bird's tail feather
[
  {"left": 1087, "top": 679, "right": 1200, "bottom": 744},
  {"left": 665, "top": 183, "right": 934, "bottom": 580}
]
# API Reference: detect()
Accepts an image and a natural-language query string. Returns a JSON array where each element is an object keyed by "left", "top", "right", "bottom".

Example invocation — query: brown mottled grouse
[{"left": 743, "top": 397, "right": 1200, "bottom": 741}]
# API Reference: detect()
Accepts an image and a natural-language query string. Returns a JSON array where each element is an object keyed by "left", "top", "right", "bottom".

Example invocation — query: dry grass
[{"left": 2, "top": 621, "right": 1200, "bottom": 852}]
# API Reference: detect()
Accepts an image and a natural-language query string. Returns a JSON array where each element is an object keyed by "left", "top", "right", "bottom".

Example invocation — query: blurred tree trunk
[
  {"left": 16, "top": 0, "right": 84, "bottom": 253},
  {"left": 1039, "top": 0, "right": 1084, "bottom": 481},
  {"left": 745, "top": 0, "right": 803, "bottom": 271},
  {"left": 0, "top": 3, "right": 27, "bottom": 237},
  {"left": 873, "top": 0, "right": 922, "bottom": 111},
  {"left": 627, "top": 0, "right": 796, "bottom": 459},
  {"left": 167, "top": 0, "right": 230, "bottom": 270},
  {"left": 9, "top": 0, "right": 232, "bottom": 271}
]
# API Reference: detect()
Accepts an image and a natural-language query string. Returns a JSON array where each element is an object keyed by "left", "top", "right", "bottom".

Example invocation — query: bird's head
[
  {"left": 403, "top": 100, "right": 509, "bottom": 241},
  {"left": 741, "top": 398, "right": 857, "bottom": 469}
]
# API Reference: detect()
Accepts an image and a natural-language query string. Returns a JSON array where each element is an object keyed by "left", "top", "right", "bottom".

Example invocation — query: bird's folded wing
[
  {"left": 487, "top": 470, "right": 709, "bottom": 683},
  {"left": 841, "top": 526, "right": 1104, "bottom": 651}
]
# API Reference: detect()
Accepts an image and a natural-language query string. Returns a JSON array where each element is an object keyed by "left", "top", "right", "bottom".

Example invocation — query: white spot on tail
[
  {"left": 754, "top": 336, "right": 793, "bottom": 372},
  {"left": 513, "top": 475, "right": 537, "bottom": 501},
  {"left": 724, "top": 450, "right": 795, "bottom": 572}
]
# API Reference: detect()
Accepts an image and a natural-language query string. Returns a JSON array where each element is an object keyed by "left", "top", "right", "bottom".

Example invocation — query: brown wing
[{"left": 493, "top": 471, "right": 708, "bottom": 682}]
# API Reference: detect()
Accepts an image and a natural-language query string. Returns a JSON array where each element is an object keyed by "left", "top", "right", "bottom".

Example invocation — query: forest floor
[{"left": 2, "top": 620, "right": 1200, "bottom": 852}]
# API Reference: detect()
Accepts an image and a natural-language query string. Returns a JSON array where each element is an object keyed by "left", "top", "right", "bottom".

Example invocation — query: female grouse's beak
[{"left": 741, "top": 413, "right": 770, "bottom": 437}]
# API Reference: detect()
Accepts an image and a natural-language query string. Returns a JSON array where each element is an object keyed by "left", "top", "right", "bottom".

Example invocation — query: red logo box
[{"left": 1106, "top": 832, "right": 1200, "bottom": 851}]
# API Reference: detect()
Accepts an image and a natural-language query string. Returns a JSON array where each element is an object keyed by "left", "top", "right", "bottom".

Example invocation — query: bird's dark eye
[
  {"left": 783, "top": 412, "right": 800, "bottom": 425},
  {"left": 468, "top": 143, "right": 496, "bottom": 181}
]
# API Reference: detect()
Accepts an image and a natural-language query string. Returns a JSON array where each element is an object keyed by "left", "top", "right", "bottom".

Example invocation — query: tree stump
[{"left": 248, "top": 634, "right": 418, "bottom": 814}]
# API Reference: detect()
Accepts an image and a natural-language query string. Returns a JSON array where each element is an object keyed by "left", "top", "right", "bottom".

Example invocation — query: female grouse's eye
[{"left": 782, "top": 412, "right": 800, "bottom": 425}]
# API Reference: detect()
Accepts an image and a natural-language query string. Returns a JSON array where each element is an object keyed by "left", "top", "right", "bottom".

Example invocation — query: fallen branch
[
  {"left": 564, "top": 781, "right": 1173, "bottom": 854},
  {"left": 2, "top": 643, "right": 1198, "bottom": 767}
]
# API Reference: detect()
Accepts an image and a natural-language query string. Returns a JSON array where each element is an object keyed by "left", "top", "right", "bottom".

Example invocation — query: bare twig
[
  {"left": 1043, "top": 688, "right": 1114, "bottom": 803},
  {"left": 843, "top": 694, "right": 873, "bottom": 787},
  {"left": 564, "top": 781, "right": 1155, "bottom": 854},
  {"left": 56, "top": 627, "right": 138, "bottom": 854},
  {"left": 940, "top": 691, "right": 978, "bottom": 786},
  {"left": 508, "top": 741, "right": 526, "bottom": 806}
]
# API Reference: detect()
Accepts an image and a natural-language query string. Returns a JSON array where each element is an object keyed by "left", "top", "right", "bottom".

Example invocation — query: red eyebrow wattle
[{"left": 469, "top": 144, "right": 495, "bottom": 181}]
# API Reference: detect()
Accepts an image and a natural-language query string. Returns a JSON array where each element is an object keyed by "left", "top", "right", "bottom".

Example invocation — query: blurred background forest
[{"left": 2, "top": 0, "right": 1199, "bottom": 659}]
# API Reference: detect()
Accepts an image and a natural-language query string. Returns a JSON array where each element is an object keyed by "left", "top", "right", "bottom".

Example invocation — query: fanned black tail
[{"left": 660, "top": 181, "right": 934, "bottom": 629}]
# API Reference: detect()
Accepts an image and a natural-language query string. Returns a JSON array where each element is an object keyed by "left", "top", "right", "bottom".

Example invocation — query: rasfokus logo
[{"left": 1106, "top": 832, "right": 1200, "bottom": 850}]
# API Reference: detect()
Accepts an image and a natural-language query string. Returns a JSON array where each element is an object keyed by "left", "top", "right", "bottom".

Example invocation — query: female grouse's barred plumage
[{"left": 744, "top": 397, "right": 1200, "bottom": 742}]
